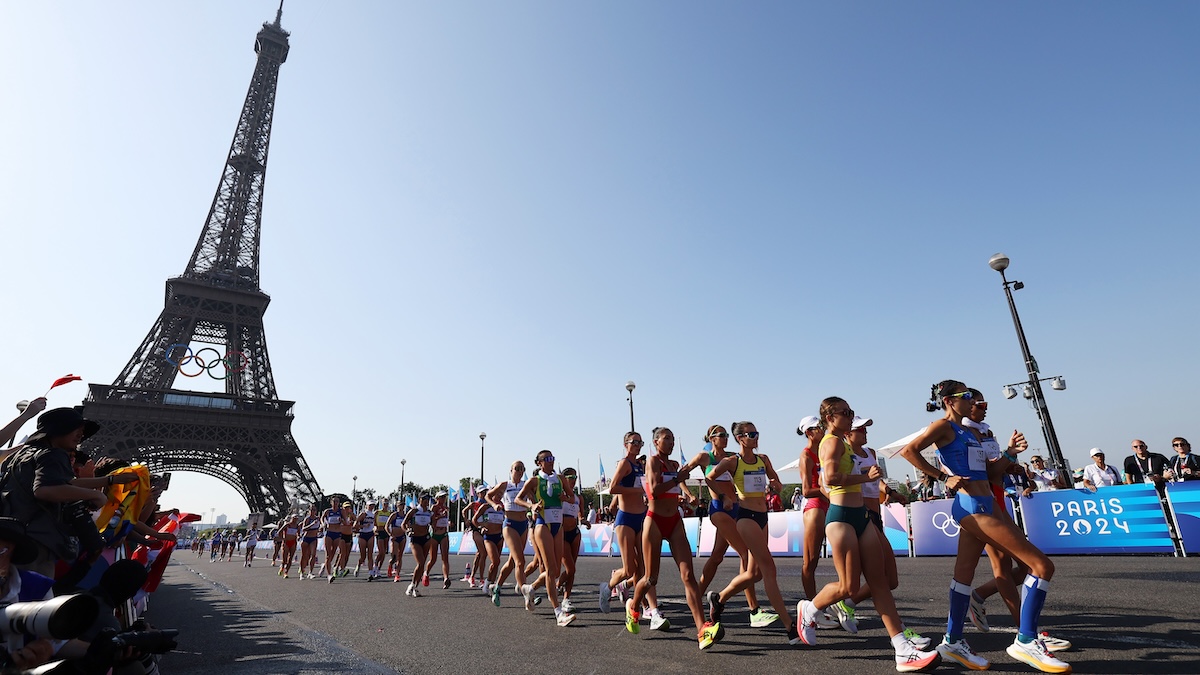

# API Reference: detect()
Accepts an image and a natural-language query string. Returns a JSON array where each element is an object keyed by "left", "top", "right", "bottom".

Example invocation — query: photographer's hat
[
  {"left": 0, "top": 517, "right": 40, "bottom": 565},
  {"left": 26, "top": 407, "right": 100, "bottom": 445}
]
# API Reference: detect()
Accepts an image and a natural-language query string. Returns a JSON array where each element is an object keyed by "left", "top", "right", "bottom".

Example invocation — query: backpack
[{"left": 0, "top": 446, "right": 79, "bottom": 559}]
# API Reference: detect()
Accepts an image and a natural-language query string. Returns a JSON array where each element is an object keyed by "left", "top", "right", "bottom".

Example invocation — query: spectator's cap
[
  {"left": 0, "top": 517, "right": 39, "bottom": 565},
  {"left": 435, "top": 491, "right": 448, "bottom": 499},
  {"left": 419, "top": 493, "right": 431, "bottom": 500},
  {"left": 1090, "top": 447, "right": 1104, "bottom": 457},
  {"left": 851, "top": 416, "right": 873, "bottom": 430},
  {"left": 797, "top": 415, "right": 822, "bottom": 434},
  {"left": 26, "top": 407, "right": 100, "bottom": 444},
  {"left": 367, "top": 500, "right": 377, "bottom": 506}
]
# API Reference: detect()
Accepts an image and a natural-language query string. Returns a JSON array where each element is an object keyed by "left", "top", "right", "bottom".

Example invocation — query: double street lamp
[{"left": 989, "top": 253, "right": 1070, "bottom": 481}]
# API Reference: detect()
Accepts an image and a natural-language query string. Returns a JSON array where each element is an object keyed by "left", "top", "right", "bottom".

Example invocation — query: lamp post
[
  {"left": 989, "top": 253, "right": 1070, "bottom": 481},
  {"left": 625, "top": 381, "right": 636, "bottom": 432},
  {"left": 352, "top": 475, "right": 358, "bottom": 503},
  {"left": 400, "top": 459, "right": 406, "bottom": 506},
  {"left": 6, "top": 400, "right": 29, "bottom": 449},
  {"left": 479, "top": 433, "right": 486, "bottom": 485}
]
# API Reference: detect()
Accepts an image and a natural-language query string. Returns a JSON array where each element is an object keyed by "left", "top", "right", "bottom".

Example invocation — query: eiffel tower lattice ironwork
[{"left": 81, "top": 6, "right": 322, "bottom": 517}]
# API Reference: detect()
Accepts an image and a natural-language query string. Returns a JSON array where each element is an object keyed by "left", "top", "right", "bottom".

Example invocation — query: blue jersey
[
  {"left": 936, "top": 422, "right": 989, "bottom": 481},
  {"left": 618, "top": 457, "right": 645, "bottom": 488}
]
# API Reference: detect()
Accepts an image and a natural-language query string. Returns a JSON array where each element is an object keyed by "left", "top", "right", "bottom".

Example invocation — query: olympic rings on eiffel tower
[{"left": 164, "top": 343, "right": 249, "bottom": 380}]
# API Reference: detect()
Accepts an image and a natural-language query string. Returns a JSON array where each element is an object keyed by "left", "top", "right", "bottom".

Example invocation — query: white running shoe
[
  {"left": 522, "top": 584, "right": 535, "bottom": 611},
  {"left": 815, "top": 611, "right": 840, "bottom": 629},
  {"left": 405, "top": 583, "right": 414, "bottom": 596},
  {"left": 896, "top": 642, "right": 942, "bottom": 673},
  {"left": 1038, "top": 632, "right": 1071, "bottom": 652},
  {"left": 561, "top": 597, "right": 573, "bottom": 613},
  {"left": 796, "top": 600, "right": 817, "bottom": 646},
  {"left": 649, "top": 610, "right": 670, "bottom": 631},
  {"left": 937, "top": 637, "right": 990, "bottom": 671},
  {"left": 354, "top": 565, "right": 361, "bottom": 577},
  {"left": 598, "top": 583, "right": 612, "bottom": 613},
  {"left": 904, "top": 627, "right": 932, "bottom": 651},
  {"left": 411, "top": 585, "right": 421, "bottom": 598},
  {"left": 1006, "top": 637, "right": 1072, "bottom": 673},
  {"left": 831, "top": 600, "right": 859, "bottom": 634},
  {"left": 969, "top": 593, "right": 990, "bottom": 632},
  {"left": 556, "top": 609, "right": 577, "bottom": 627},
  {"left": 617, "top": 580, "right": 631, "bottom": 603}
]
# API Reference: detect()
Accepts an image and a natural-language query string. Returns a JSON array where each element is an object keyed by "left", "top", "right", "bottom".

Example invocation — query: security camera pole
[{"left": 988, "top": 253, "right": 1070, "bottom": 482}]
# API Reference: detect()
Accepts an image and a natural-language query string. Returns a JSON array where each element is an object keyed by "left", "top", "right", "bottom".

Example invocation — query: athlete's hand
[{"left": 867, "top": 465, "right": 883, "bottom": 481}]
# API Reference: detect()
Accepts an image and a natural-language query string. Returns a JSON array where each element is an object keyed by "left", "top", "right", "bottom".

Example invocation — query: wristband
[
  {"left": 936, "top": 471, "right": 947, "bottom": 482},
  {"left": 107, "top": 475, "right": 114, "bottom": 486}
]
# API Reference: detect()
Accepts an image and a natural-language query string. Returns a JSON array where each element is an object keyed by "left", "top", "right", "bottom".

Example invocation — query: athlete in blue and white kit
[{"left": 900, "top": 380, "right": 1070, "bottom": 674}]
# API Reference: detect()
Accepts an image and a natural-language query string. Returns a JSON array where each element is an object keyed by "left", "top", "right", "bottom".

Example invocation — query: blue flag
[{"left": 599, "top": 456, "right": 607, "bottom": 484}]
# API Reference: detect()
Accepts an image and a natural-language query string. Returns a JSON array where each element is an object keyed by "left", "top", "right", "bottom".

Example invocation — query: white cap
[
  {"left": 1090, "top": 447, "right": 1104, "bottom": 457},
  {"left": 851, "top": 416, "right": 873, "bottom": 430},
  {"left": 797, "top": 415, "right": 822, "bottom": 434}
]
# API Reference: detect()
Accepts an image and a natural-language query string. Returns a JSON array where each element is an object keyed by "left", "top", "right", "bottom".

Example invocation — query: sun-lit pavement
[{"left": 153, "top": 552, "right": 1200, "bottom": 674}]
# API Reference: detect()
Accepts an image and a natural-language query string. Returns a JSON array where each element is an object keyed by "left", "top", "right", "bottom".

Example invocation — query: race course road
[{"left": 155, "top": 551, "right": 1200, "bottom": 674}]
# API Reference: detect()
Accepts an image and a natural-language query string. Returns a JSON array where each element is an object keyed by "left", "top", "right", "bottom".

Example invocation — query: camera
[
  {"left": 59, "top": 502, "right": 104, "bottom": 555},
  {"left": 0, "top": 594, "right": 99, "bottom": 645}
]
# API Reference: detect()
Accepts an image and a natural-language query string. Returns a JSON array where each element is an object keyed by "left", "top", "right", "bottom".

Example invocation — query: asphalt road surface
[{"left": 153, "top": 550, "right": 1200, "bottom": 674}]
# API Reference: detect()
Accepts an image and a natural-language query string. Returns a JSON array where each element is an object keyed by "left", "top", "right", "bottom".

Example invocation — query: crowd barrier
[{"left": 249, "top": 482, "right": 1200, "bottom": 557}]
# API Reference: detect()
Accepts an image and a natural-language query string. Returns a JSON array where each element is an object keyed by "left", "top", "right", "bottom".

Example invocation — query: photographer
[{"left": 0, "top": 409, "right": 113, "bottom": 577}]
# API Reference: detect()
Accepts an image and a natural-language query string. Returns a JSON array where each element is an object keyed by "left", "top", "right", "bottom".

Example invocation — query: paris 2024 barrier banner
[{"left": 1165, "top": 481, "right": 1200, "bottom": 556}]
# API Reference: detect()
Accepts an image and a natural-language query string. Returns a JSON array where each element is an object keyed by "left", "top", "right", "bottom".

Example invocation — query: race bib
[
  {"left": 744, "top": 471, "right": 767, "bottom": 494},
  {"left": 968, "top": 444, "right": 987, "bottom": 472},
  {"left": 486, "top": 511, "right": 505, "bottom": 525},
  {"left": 542, "top": 507, "right": 563, "bottom": 524},
  {"left": 436, "top": 517, "right": 450, "bottom": 528},
  {"left": 562, "top": 501, "right": 580, "bottom": 519}
]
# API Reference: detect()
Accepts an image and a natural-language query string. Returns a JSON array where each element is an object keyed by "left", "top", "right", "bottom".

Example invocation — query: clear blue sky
[{"left": 2, "top": 2, "right": 1196, "bottom": 521}]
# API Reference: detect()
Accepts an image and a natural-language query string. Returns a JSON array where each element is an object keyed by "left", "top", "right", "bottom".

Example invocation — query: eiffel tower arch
[{"left": 81, "top": 7, "right": 322, "bottom": 517}]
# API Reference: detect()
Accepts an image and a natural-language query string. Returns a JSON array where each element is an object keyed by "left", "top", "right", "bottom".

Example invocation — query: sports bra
[
  {"left": 825, "top": 435, "right": 862, "bottom": 496},
  {"left": 704, "top": 450, "right": 733, "bottom": 482},
  {"left": 324, "top": 508, "right": 342, "bottom": 526},
  {"left": 618, "top": 457, "right": 646, "bottom": 489},
  {"left": 359, "top": 510, "right": 376, "bottom": 532},
  {"left": 562, "top": 498, "right": 580, "bottom": 519},
  {"left": 733, "top": 454, "right": 768, "bottom": 499},
  {"left": 936, "top": 422, "right": 989, "bottom": 481},
  {"left": 853, "top": 447, "right": 880, "bottom": 499},
  {"left": 375, "top": 510, "right": 392, "bottom": 528},
  {"left": 647, "top": 463, "right": 683, "bottom": 501},
  {"left": 805, "top": 447, "right": 822, "bottom": 491},
  {"left": 980, "top": 435, "right": 1002, "bottom": 462},
  {"left": 502, "top": 480, "right": 527, "bottom": 512},
  {"left": 411, "top": 507, "right": 432, "bottom": 528}
]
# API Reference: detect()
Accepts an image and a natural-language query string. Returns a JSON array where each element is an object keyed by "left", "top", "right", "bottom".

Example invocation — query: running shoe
[
  {"left": 617, "top": 580, "right": 631, "bottom": 603},
  {"left": 707, "top": 591, "right": 725, "bottom": 623},
  {"left": 698, "top": 621, "right": 724, "bottom": 650},
  {"left": 561, "top": 597, "right": 573, "bottom": 613},
  {"left": 327, "top": 574, "right": 335, "bottom": 584},
  {"left": 1038, "top": 632, "right": 1071, "bottom": 652},
  {"left": 556, "top": 609, "right": 577, "bottom": 627},
  {"left": 936, "top": 637, "right": 989, "bottom": 671},
  {"left": 895, "top": 643, "right": 942, "bottom": 673},
  {"left": 787, "top": 625, "right": 802, "bottom": 646},
  {"left": 277, "top": 567, "right": 284, "bottom": 576},
  {"left": 815, "top": 611, "right": 841, "bottom": 629},
  {"left": 283, "top": 573, "right": 289, "bottom": 579},
  {"left": 904, "top": 628, "right": 932, "bottom": 651},
  {"left": 598, "top": 582, "right": 612, "bottom": 613},
  {"left": 832, "top": 600, "right": 859, "bottom": 634},
  {"left": 1006, "top": 637, "right": 1072, "bottom": 673},
  {"left": 796, "top": 600, "right": 818, "bottom": 646},
  {"left": 625, "top": 599, "right": 641, "bottom": 634},
  {"left": 649, "top": 610, "right": 670, "bottom": 631},
  {"left": 442, "top": 578, "right": 451, "bottom": 590},
  {"left": 354, "top": 565, "right": 361, "bottom": 577},
  {"left": 969, "top": 592, "right": 989, "bottom": 632},
  {"left": 411, "top": 585, "right": 421, "bottom": 598},
  {"left": 423, "top": 574, "right": 430, "bottom": 587},
  {"left": 749, "top": 608, "right": 779, "bottom": 628},
  {"left": 306, "top": 573, "right": 315, "bottom": 580},
  {"left": 405, "top": 583, "right": 415, "bottom": 596},
  {"left": 481, "top": 581, "right": 490, "bottom": 595},
  {"left": 522, "top": 584, "right": 535, "bottom": 611},
  {"left": 491, "top": 584, "right": 501, "bottom": 607}
]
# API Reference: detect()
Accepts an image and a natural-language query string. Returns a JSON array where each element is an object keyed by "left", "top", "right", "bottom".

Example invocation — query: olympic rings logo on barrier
[
  {"left": 164, "top": 344, "right": 249, "bottom": 380},
  {"left": 932, "top": 511, "right": 961, "bottom": 538}
]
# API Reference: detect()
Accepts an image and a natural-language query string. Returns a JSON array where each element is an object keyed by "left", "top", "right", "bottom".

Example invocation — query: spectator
[
  {"left": 1124, "top": 439, "right": 1169, "bottom": 487},
  {"left": 790, "top": 486, "right": 804, "bottom": 511},
  {"left": 1071, "top": 467, "right": 1086, "bottom": 489},
  {"left": 1083, "top": 448, "right": 1122, "bottom": 490},
  {"left": 1026, "top": 455, "right": 1065, "bottom": 491},
  {"left": 0, "top": 407, "right": 109, "bottom": 576},
  {"left": 1166, "top": 437, "right": 1199, "bottom": 482},
  {"left": 765, "top": 485, "right": 783, "bottom": 512},
  {"left": 586, "top": 503, "right": 598, "bottom": 525},
  {"left": 0, "top": 396, "right": 47, "bottom": 452}
]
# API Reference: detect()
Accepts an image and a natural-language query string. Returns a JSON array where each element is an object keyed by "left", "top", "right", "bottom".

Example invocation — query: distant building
[{"left": 216, "top": 514, "right": 228, "bottom": 526}]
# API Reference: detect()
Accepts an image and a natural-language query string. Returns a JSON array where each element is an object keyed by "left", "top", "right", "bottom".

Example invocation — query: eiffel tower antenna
[{"left": 82, "top": 9, "right": 322, "bottom": 517}]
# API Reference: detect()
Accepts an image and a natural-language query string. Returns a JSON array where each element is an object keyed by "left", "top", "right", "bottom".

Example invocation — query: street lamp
[
  {"left": 625, "top": 381, "right": 636, "bottom": 432},
  {"left": 989, "top": 253, "right": 1070, "bottom": 480},
  {"left": 352, "top": 475, "right": 358, "bottom": 503},
  {"left": 6, "top": 400, "right": 29, "bottom": 449},
  {"left": 479, "top": 433, "right": 486, "bottom": 485},
  {"left": 400, "top": 459, "right": 406, "bottom": 506}
]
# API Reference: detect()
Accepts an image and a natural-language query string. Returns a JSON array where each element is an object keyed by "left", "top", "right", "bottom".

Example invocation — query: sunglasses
[
  {"left": 1173, "top": 442, "right": 1189, "bottom": 447},
  {"left": 1133, "top": 445, "right": 1147, "bottom": 450},
  {"left": 627, "top": 440, "right": 644, "bottom": 446},
  {"left": 946, "top": 391, "right": 974, "bottom": 401},
  {"left": 974, "top": 401, "right": 988, "bottom": 410},
  {"left": 737, "top": 431, "right": 760, "bottom": 439},
  {"left": 832, "top": 409, "right": 855, "bottom": 418},
  {"left": 710, "top": 432, "right": 729, "bottom": 439},
  {"left": 563, "top": 473, "right": 577, "bottom": 479},
  {"left": 538, "top": 455, "right": 556, "bottom": 463}
]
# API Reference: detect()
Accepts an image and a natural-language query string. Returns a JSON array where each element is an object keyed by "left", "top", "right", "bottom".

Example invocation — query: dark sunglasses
[
  {"left": 710, "top": 432, "right": 729, "bottom": 439},
  {"left": 974, "top": 401, "right": 988, "bottom": 410},
  {"left": 627, "top": 440, "right": 644, "bottom": 446},
  {"left": 737, "top": 431, "right": 760, "bottom": 439}
]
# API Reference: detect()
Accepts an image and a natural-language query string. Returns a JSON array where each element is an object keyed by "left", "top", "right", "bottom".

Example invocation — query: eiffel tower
[{"left": 81, "top": 5, "right": 322, "bottom": 517}]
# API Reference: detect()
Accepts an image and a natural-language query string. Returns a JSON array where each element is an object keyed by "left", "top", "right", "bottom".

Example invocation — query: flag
[
  {"left": 469, "top": 483, "right": 477, "bottom": 499},
  {"left": 599, "top": 456, "right": 607, "bottom": 485},
  {"left": 48, "top": 374, "right": 82, "bottom": 390}
]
